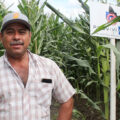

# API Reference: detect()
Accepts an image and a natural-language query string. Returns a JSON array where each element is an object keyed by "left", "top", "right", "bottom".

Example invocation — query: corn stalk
[
  {"left": 0, "top": 1, "right": 9, "bottom": 56},
  {"left": 45, "top": 0, "right": 111, "bottom": 119}
]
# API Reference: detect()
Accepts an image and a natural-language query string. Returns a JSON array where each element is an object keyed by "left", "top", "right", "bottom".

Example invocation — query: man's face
[{"left": 0, "top": 22, "right": 31, "bottom": 58}]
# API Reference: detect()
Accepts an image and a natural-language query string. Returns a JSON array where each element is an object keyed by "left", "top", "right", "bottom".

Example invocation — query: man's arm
[{"left": 57, "top": 97, "right": 74, "bottom": 120}]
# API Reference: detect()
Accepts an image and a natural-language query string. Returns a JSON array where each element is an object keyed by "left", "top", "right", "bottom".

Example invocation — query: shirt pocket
[{"left": 29, "top": 78, "right": 53, "bottom": 106}]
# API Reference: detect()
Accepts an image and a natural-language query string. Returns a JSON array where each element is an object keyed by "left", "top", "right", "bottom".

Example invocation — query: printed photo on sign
[{"left": 90, "top": 2, "right": 120, "bottom": 39}]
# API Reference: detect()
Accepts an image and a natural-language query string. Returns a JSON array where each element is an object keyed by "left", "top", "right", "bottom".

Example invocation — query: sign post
[
  {"left": 90, "top": 2, "right": 120, "bottom": 120},
  {"left": 110, "top": 38, "right": 116, "bottom": 120}
]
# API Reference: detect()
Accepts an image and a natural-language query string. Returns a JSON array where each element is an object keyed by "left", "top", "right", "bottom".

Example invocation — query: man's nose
[{"left": 13, "top": 32, "right": 20, "bottom": 40}]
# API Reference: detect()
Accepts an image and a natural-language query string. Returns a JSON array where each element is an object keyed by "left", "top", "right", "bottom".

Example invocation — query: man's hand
[{"left": 57, "top": 97, "right": 74, "bottom": 120}]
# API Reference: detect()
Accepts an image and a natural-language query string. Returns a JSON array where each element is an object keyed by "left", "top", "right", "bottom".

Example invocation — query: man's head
[{"left": 0, "top": 12, "right": 31, "bottom": 59}]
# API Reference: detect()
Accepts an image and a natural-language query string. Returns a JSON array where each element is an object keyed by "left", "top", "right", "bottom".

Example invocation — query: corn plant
[
  {"left": 45, "top": 0, "right": 114, "bottom": 120},
  {"left": 18, "top": 0, "right": 47, "bottom": 55},
  {"left": 0, "top": 1, "right": 9, "bottom": 56}
]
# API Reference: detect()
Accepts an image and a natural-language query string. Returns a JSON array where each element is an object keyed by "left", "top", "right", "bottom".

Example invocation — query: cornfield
[{"left": 0, "top": 0, "right": 120, "bottom": 120}]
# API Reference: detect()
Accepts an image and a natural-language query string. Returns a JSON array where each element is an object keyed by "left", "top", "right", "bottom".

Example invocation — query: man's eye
[
  {"left": 19, "top": 30, "right": 26, "bottom": 34},
  {"left": 6, "top": 30, "right": 13, "bottom": 34}
]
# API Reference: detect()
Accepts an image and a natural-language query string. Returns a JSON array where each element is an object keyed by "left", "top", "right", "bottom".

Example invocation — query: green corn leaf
[
  {"left": 102, "top": 44, "right": 120, "bottom": 55},
  {"left": 65, "top": 55, "right": 95, "bottom": 74},
  {"left": 78, "top": 90, "right": 101, "bottom": 111},
  {"left": 101, "top": 58, "right": 109, "bottom": 73},
  {"left": 78, "top": 0, "right": 89, "bottom": 14},
  {"left": 33, "top": 2, "right": 46, "bottom": 24},
  {"left": 85, "top": 81, "right": 97, "bottom": 88},
  {"left": 45, "top": 2, "right": 87, "bottom": 34},
  {"left": 96, "top": 46, "right": 104, "bottom": 58},
  {"left": 18, "top": 0, "right": 28, "bottom": 15},
  {"left": 73, "top": 109, "right": 86, "bottom": 120},
  {"left": 117, "top": 80, "right": 120, "bottom": 91}
]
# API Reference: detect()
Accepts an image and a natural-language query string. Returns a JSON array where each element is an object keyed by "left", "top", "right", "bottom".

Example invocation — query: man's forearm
[{"left": 57, "top": 97, "right": 74, "bottom": 120}]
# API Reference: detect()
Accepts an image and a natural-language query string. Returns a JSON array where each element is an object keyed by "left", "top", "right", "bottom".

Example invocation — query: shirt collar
[{"left": 3, "top": 49, "right": 33, "bottom": 65}]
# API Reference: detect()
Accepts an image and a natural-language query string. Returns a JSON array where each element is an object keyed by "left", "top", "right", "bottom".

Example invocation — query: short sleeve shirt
[{"left": 0, "top": 51, "right": 76, "bottom": 120}]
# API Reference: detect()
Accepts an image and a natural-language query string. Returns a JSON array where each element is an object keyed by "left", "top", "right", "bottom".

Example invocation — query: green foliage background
[{"left": 0, "top": 0, "right": 120, "bottom": 120}]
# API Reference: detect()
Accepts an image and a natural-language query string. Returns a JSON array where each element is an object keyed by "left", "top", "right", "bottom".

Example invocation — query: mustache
[{"left": 10, "top": 41, "right": 24, "bottom": 45}]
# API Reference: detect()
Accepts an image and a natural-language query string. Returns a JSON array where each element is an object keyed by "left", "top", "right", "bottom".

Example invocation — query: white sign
[{"left": 90, "top": 2, "right": 120, "bottom": 39}]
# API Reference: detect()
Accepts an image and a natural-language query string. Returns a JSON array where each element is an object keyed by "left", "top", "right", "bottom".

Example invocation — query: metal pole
[{"left": 110, "top": 38, "right": 116, "bottom": 120}]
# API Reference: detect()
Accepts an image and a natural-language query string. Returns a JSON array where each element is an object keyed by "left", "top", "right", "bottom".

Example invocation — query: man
[{"left": 0, "top": 12, "right": 76, "bottom": 120}]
